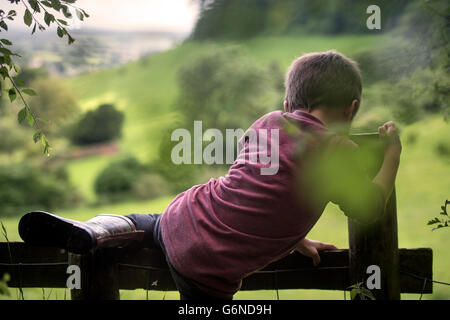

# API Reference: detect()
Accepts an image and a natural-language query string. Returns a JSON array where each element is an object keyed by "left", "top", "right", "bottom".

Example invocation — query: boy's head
[{"left": 284, "top": 50, "right": 362, "bottom": 124}]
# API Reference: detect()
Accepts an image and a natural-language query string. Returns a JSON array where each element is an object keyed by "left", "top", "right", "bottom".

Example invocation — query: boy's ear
[
  {"left": 284, "top": 100, "right": 289, "bottom": 113},
  {"left": 345, "top": 99, "right": 360, "bottom": 120}
]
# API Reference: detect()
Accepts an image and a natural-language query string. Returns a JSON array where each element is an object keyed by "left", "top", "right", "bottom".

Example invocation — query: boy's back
[{"left": 160, "top": 108, "right": 383, "bottom": 298}]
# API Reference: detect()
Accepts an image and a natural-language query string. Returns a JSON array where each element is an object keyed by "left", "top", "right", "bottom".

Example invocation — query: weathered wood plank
[
  {"left": 348, "top": 133, "right": 401, "bottom": 300},
  {"left": 69, "top": 249, "right": 120, "bottom": 300},
  {"left": 0, "top": 242, "right": 68, "bottom": 288},
  {"left": 399, "top": 248, "right": 433, "bottom": 294},
  {"left": 0, "top": 242, "right": 67, "bottom": 263},
  {"left": 0, "top": 243, "right": 432, "bottom": 293}
]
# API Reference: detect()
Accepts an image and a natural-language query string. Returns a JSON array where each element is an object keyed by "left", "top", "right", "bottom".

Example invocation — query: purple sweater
[{"left": 160, "top": 110, "right": 383, "bottom": 297}]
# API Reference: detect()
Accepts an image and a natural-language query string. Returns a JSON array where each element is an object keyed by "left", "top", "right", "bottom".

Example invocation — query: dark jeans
[{"left": 125, "top": 213, "right": 232, "bottom": 301}]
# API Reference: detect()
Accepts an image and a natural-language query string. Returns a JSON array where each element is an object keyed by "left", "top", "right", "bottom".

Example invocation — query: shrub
[
  {"left": 94, "top": 157, "right": 143, "bottom": 199},
  {"left": 405, "top": 132, "right": 419, "bottom": 145},
  {"left": 29, "top": 78, "right": 80, "bottom": 132},
  {"left": 132, "top": 174, "right": 170, "bottom": 200},
  {"left": 69, "top": 104, "right": 124, "bottom": 145},
  {"left": 435, "top": 141, "right": 450, "bottom": 159},
  {"left": 0, "top": 164, "right": 81, "bottom": 217},
  {"left": 155, "top": 47, "right": 284, "bottom": 192},
  {"left": 94, "top": 156, "right": 170, "bottom": 202},
  {"left": 175, "top": 46, "right": 283, "bottom": 131}
]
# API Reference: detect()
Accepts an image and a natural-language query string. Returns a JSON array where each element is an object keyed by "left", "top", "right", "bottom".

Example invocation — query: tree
[
  {"left": 69, "top": 104, "right": 124, "bottom": 145},
  {"left": 175, "top": 46, "right": 283, "bottom": 131},
  {"left": 0, "top": 0, "right": 89, "bottom": 155},
  {"left": 154, "top": 46, "right": 284, "bottom": 192},
  {"left": 191, "top": 0, "right": 412, "bottom": 39},
  {"left": 28, "top": 77, "right": 79, "bottom": 133}
]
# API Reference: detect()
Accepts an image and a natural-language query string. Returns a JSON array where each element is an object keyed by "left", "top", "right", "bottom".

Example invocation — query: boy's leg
[
  {"left": 125, "top": 213, "right": 162, "bottom": 249},
  {"left": 126, "top": 213, "right": 233, "bottom": 301},
  {"left": 19, "top": 211, "right": 144, "bottom": 254},
  {"left": 166, "top": 262, "right": 233, "bottom": 301}
]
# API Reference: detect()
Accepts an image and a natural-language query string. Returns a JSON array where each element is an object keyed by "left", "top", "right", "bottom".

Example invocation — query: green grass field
[{"left": 1, "top": 34, "right": 449, "bottom": 300}]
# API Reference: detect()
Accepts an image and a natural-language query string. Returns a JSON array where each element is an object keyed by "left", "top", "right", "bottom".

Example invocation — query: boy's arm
[
  {"left": 294, "top": 238, "right": 338, "bottom": 266},
  {"left": 372, "top": 121, "right": 402, "bottom": 202},
  {"left": 317, "top": 122, "right": 401, "bottom": 223}
]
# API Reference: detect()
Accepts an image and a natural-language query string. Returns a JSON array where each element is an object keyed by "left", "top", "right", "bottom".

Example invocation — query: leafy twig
[
  {"left": 0, "top": 0, "right": 88, "bottom": 155},
  {"left": 427, "top": 199, "right": 450, "bottom": 231},
  {"left": 347, "top": 282, "right": 376, "bottom": 300}
]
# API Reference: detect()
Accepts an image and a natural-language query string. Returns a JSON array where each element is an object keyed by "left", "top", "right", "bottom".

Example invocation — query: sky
[{"left": 3, "top": 0, "right": 200, "bottom": 33}]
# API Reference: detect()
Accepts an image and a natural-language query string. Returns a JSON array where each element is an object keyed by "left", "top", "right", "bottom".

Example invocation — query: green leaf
[
  {"left": 427, "top": 217, "right": 441, "bottom": 225},
  {"left": 41, "top": 135, "right": 51, "bottom": 156},
  {"left": 32, "top": 23, "right": 37, "bottom": 34},
  {"left": 44, "top": 12, "right": 54, "bottom": 26},
  {"left": 57, "top": 19, "right": 68, "bottom": 26},
  {"left": 41, "top": 1, "right": 52, "bottom": 8},
  {"left": 56, "top": 27, "right": 67, "bottom": 38},
  {"left": 33, "top": 132, "right": 42, "bottom": 143},
  {"left": 37, "top": 117, "right": 49, "bottom": 124},
  {"left": 3, "top": 56, "right": 12, "bottom": 69},
  {"left": 24, "top": 9, "right": 32, "bottom": 27},
  {"left": 18, "top": 107, "right": 27, "bottom": 123},
  {"left": 12, "top": 76, "right": 24, "bottom": 86},
  {"left": 8, "top": 88, "right": 16, "bottom": 102},
  {"left": 27, "top": 111, "right": 35, "bottom": 127},
  {"left": 0, "top": 47, "right": 13, "bottom": 56},
  {"left": 22, "top": 88, "right": 37, "bottom": 96},
  {"left": 50, "top": 0, "right": 61, "bottom": 11},
  {"left": 0, "top": 21, "right": 8, "bottom": 31},
  {"left": 440, "top": 204, "right": 448, "bottom": 216},
  {"left": 68, "top": 34, "right": 75, "bottom": 45},
  {"left": 61, "top": 6, "right": 72, "bottom": 19},
  {"left": 76, "top": 9, "right": 84, "bottom": 21},
  {"left": 360, "top": 288, "right": 376, "bottom": 300},
  {"left": 0, "top": 39, "right": 12, "bottom": 46},
  {"left": 28, "top": 0, "right": 40, "bottom": 13},
  {"left": 0, "top": 66, "right": 9, "bottom": 80},
  {"left": 81, "top": 9, "right": 90, "bottom": 18}
]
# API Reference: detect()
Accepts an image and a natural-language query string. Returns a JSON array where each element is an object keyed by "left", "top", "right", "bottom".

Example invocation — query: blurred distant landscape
[{"left": 7, "top": 29, "right": 186, "bottom": 76}]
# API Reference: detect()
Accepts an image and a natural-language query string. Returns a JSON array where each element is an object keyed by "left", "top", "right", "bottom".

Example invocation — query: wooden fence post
[
  {"left": 69, "top": 249, "right": 119, "bottom": 300},
  {"left": 348, "top": 133, "right": 401, "bottom": 300}
]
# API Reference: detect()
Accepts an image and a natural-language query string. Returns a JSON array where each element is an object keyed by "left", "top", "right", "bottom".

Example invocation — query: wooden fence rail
[{"left": 0, "top": 242, "right": 432, "bottom": 299}]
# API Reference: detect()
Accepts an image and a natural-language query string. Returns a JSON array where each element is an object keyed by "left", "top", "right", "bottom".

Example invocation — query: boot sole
[{"left": 18, "top": 211, "right": 97, "bottom": 254}]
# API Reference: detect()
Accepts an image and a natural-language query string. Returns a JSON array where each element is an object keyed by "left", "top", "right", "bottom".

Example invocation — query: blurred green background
[{"left": 0, "top": 0, "right": 449, "bottom": 300}]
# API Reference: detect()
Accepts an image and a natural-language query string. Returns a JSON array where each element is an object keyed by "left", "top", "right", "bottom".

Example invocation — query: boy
[{"left": 19, "top": 50, "right": 402, "bottom": 300}]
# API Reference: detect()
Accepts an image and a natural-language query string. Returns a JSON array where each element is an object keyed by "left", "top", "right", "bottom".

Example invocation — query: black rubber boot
[{"left": 18, "top": 211, "right": 145, "bottom": 254}]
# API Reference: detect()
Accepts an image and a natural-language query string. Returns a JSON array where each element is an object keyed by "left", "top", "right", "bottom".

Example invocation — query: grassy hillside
[
  {"left": 2, "top": 34, "right": 448, "bottom": 300},
  {"left": 65, "top": 34, "right": 387, "bottom": 203},
  {"left": 67, "top": 34, "right": 384, "bottom": 161}
]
